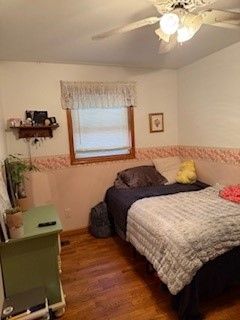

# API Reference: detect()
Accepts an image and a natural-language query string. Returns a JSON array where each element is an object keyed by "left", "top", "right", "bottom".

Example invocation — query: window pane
[{"left": 71, "top": 108, "right": 131, "bottom": 159}]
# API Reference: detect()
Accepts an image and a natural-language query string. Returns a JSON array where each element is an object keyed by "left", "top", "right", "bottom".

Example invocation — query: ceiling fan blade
[
  {"left": 158, "top": 36, "right": 177, "bottom": 54},
  {"left": 155, "top": 28, "right": 170, "bottom": 42},
  {"left": 202, "top": 9, "right": 240, "bottom": 30},
  {"left": 148, "top": 0, "right": 169, "bottom": 14},
  {"left": 182, "top": 13, "right": 203, "bottom": 33},
  {"left": 92, "top": 17, "right": 160, "bottom": 40}
]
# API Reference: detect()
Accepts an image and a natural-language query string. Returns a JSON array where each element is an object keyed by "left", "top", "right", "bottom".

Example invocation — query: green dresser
[{"left": 0, "top": 205, "right": 66, "bottom": 316}]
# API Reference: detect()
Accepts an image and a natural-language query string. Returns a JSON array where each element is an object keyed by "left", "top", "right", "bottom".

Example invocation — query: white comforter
[{"left": 126, "top": 186, "right": 240, "bottom": 295}]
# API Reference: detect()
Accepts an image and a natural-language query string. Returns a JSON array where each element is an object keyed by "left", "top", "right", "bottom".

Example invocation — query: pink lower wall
[
  {"left": 180, "top": 146, "right": 240, "bottom": 186},
  {"left": 24, "top": 145, "right": 240, "bottom": 231},
  {"left": 194, "top": 159, "right": 240, "bottom": 186},
  {"left": 25, "top": 146, "right": 178, "bottom": 230}
]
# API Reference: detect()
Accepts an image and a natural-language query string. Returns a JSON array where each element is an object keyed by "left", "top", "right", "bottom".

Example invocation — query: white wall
[
  {"left": 178, "top": 42, "right": 240, "bottom": 148},
  {"left": 0, "top": 62, "right": 178, "bottom": 157}
]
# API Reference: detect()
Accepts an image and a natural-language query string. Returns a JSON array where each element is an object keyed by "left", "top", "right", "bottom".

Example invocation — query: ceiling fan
[{"left": 92, "top": 0, "right": 240, "bottom": 53}]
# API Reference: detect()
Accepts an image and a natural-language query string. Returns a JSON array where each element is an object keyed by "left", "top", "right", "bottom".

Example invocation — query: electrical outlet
[{"left": 64, "top": 208, "right": 72, "bottom": 219}]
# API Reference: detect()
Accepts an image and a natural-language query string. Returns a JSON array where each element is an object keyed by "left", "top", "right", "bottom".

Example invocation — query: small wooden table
[{"left": 0, "top": 205, "right": 66, "bottom": 317}]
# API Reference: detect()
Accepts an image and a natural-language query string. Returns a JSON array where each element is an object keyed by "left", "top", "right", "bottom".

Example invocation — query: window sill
[{"left": 70, "top": 151, "right": 135, "bottom": 165}]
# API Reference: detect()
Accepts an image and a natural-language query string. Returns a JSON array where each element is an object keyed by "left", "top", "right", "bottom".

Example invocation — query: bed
[{"left": 105, "top": 182, "right": 240, "bottom": 320}]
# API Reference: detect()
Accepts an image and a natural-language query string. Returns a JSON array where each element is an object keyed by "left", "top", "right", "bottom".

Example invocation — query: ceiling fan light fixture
[
  {"left": 177, "top": 26, "right": 194, "bottom": 43},
  {"left": 160, "top": 13, "right": 180, "bottom": 35}
]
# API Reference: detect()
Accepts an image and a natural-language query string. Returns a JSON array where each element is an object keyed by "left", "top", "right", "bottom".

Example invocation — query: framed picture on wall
[{"left": 149, "top": 113, "right": 164, "bottom": 133}]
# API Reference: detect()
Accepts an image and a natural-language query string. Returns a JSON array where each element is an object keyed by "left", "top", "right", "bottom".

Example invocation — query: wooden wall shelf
[{"left": 9, "top": 124, "right": 59, "bottom": 139}]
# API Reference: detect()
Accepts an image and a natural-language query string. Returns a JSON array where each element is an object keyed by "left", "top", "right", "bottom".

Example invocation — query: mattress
[
  {"left": 105, "top": 181, "right": 208, "bottom": 240},
  {"left": 127, "top": 186, "right": 240, "bottom": 294}
]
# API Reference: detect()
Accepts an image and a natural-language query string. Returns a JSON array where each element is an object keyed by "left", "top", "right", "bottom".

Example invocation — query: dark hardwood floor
[{"left": 60, "top": 233, "right": 240, "bottom": 320}]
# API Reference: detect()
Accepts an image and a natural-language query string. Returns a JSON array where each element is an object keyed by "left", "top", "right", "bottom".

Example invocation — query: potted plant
[
  {"left": 5, "top": 206, "right": 24, "bottom": 239},
  {"left": 5, "top": 154, "right": 38, "bottom": 209}
]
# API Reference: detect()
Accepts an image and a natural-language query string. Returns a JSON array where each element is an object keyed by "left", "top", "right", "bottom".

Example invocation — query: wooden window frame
[{"left": 66, "top": 106, "right": 135, "bottom": 165}]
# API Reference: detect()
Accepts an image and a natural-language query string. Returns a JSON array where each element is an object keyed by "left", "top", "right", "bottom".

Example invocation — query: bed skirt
[{"left": 173, "top": 245, "right": 240, "bottom": 320}]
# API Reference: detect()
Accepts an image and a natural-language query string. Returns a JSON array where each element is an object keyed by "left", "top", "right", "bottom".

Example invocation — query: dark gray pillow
[
  {"left": 114, "top": 166, "right": 167, "bottom": 189},
  {"left": 114, "top": 176, "right": 129, "bottom": 189}
]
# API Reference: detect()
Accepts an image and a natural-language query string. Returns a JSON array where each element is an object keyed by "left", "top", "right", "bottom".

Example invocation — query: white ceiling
[{"left": 0, "top": 0, "right": 240, "bottom": 69}]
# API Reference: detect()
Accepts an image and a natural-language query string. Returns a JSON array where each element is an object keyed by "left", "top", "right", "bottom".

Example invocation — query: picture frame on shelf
[
  {"left": 25, "top": 110, "right": 35, "bottom": 121},
  {"left": 49, "top": 117, "right": 57, "bottom": 125},
  {"left": 33, "top": 111, "right": 48, "bottom": 125},
  {"left": 149, "top": 113, "right": 164, "bottom": 133},
  {"left": 26, "top": 110, "right": 48, "bottom": 125}
]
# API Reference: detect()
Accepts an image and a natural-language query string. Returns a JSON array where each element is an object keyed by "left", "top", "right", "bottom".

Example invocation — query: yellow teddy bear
[{"left": 176, "top": 160, "right": 197, "bottom": 184}]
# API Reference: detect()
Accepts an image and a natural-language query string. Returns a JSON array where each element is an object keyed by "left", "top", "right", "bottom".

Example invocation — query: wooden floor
[{"left": 60, "top": 233, "right": 240, "bottom": 320}]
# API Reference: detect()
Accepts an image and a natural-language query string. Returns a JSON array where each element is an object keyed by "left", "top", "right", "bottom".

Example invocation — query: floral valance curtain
[{"left": 60, "top": 81, "right": 136, "bottom": 109}]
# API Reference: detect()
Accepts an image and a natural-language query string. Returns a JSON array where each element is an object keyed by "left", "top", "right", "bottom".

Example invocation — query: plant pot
[
  {"left": 6, "top": 211, "right": 24, "bottom": 239},
  {"left": 9, "top": 225, "right": 24, "bottom": 239}
]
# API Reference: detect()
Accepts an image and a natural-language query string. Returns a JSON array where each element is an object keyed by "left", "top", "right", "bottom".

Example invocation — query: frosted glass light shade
[
  {"left": 160, "top": 13, "right": 179, "bottom": 35},
  {"left": 177, "top": 26, "right": 194, "bottom": 43}
]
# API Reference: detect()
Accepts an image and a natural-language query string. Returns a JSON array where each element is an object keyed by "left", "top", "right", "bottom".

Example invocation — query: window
[{"left": 67, "top": 106, "right": 135, "bottom": 164}]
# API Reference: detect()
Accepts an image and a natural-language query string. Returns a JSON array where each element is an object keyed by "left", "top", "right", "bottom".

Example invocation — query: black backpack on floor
[{"left": 90, "top": 202, "right": 112, "bottom": 238}]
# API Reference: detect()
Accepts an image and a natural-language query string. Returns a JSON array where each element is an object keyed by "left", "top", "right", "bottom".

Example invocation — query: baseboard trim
[{"left": 61, "top": 227, "right": 89, "bottom": 237}]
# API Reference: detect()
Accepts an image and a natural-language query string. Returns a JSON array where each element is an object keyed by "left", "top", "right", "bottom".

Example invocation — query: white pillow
[{"left": 153, "top": 157, "right": 181, "bottom": 185}]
